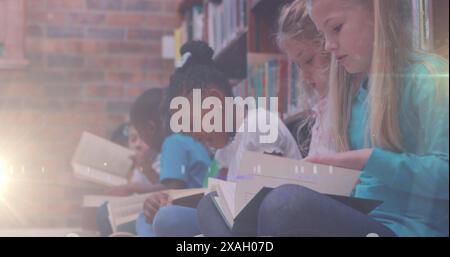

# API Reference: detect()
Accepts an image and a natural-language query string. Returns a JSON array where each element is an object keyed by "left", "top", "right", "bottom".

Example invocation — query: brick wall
[{"left": 0, "top": 0, "right": 181, "bottom": 227}]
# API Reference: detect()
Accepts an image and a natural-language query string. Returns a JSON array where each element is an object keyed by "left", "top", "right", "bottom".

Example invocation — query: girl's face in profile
[
  {"left": 185, "top": 87, "right": 230, "bottom": 151},
  {"left": 281, "top": 38, "right": 330, "bottom": 98},
  {"left": 309, "top": 0, "right": 374, "bottom": 74},
  {"left": 128, "top": 125, "right": 149, "bottom": 157}
]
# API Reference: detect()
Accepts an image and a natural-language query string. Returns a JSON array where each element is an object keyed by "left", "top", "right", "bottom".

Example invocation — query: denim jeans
[
  {"left": 135, "top": 205, "right": 200, "bottom": 237},
  {"left": 197, "top": 185, "right": 396, "bottom": 237}
]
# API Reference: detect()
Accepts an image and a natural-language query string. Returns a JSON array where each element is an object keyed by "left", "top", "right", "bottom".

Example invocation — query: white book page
[
  {"left": 72, "top": 163, "right": 128, "bottom": 187},
  {"left": 234, "top": 151, "right": 361, "bottom": 214},
  {"left": 72, "top": 132, "right": 133, "bottom": 178}
]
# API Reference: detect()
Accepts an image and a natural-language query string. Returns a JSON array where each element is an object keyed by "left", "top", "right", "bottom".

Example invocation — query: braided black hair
[{"left": 167, "top": 41, "right": 233, "bottom": 101}]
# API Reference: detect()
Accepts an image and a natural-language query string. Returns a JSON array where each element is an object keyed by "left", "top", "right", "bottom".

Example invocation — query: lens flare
[{"left": 0, "top": 157, "right": 9, "bottom": 194}]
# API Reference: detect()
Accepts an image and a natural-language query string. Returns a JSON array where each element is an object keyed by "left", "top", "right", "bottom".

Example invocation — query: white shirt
[
  {"left": 129, "top": 154, "right": 160, "bottom": 185},
  {"left": 308, "top": 98, "right": 336, "bottom": 156}
]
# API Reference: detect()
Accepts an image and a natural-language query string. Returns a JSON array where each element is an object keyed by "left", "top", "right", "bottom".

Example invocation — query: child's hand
[
  {"left": 143, "top": 192, "right": 170, "bottom": 224},
  {"left": 304, "top": 149, "right": 374, "bottom": 171}
]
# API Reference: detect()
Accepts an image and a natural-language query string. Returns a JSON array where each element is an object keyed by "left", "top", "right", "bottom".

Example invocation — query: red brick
[
  {"left": 106, "top": 71, "right": 146, "bottom": 83},
  {"left": 127, "top": 28, "right": 164, "bottom": 41},
  {"left": 85, "top": 84, "right": 124, "bottom": 98},
  {"left": 86, "top": 0, "right": 122, "bottom": 10},
  {"left": 106, "top": 100, "right": 133, "bottom": 114},
  {"left": 28, "top": 70, "right": 71, "bottom": 83},
  {"left": 27, "top": 53, "right": 46, "bottom": 66},
  {"left": 23, "top": 98, "right": 66, "bottom": 110},
  {"left": 85, "top": 56, "right": 123, "bottom": 70},
  {"left": 47, "top": 26, "right": 84, "bottom": 38},
  {"left": 106, "top": 13, "right": 146, "bottom": 27},
  {"left": 26, "top": 25, "right": 44, "bottom": 37},
  {"left": 163, "top": 0, "right": 181, "bottom": 13},
  {"left": 121, "top": 57, "right": 163, "bottom": 71},
  {"left": 0, "top": 82, "right": 46, "bottom": 98},
  {"left": 27, "top": 0, "right": 47, "bottom": 9},
  {"left": 86, "top": 27, "right": 126, "bottom": 40},
  {"left": 145, "top": 14, "right": 179, "bottom": 29},
  {"left": 65, "top": 70, "right": 105, "bottom": 82},
  {"left": 67, "top": 12, "right": 106, "bottom": 25},
  {"left": 107, "top": 41, "right": 160, "bottom": 54},
  {"left": 47, "top": 54, "right": 84, "bottom": 68},
  {"left": 28, "top": 10, "right": 67, "bottom": 24},
  {"left": 25, "top": 38, "right": 46, "bottom": 54},
  {"left": 64, "top": 100, "right": 107, "bottom": 112},
  {"left": 124, "top": 0, "right": 163, "bottom": 12},
  {"left": 79, "top": 41, "right": 109, "bottom": 54},
  {"left": 0, "top": 0, "right": 180, "bottom": 228},
  {"left": 43, "top": 84, "right": 84, "bottom": 98},
  {"left": 47, "top": 0, "right": 85, "bottom": 9}
]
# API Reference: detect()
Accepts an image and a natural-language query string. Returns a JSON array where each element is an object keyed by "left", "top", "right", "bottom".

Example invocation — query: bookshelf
[
  {"left": 174, "top": 0, "right": 449, "bottom": 125},
  {"left": 431, "top": 0, "right": 449, "bottom": 59},
  {"left": 174, "top": 0, "right": 306, "bottom": 124},
  {"left": 412, "top": 0, "right": 449, "bottom": 59}
]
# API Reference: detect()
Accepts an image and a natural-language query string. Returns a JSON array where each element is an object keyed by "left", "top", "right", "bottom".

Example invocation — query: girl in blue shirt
[
  {"left": 257, "top": 0, "right": 448, "bottom": 236},
  {"left": 129, "top": 89, "right": 211, "bottom": 237}
]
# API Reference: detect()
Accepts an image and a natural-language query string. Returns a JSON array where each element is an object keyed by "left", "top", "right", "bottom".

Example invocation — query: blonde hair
[
  {"left": 277, "top": 0, "right": 330, "bottom": 103},
  {"left": 277, "top": 0, "right": 331, "bottom": 154},
  {"left": 324, "top": 0, "right": 448, "bottom": 152},
  {"left": 277, "top": 0, "right": 323, "bottom": 47}
]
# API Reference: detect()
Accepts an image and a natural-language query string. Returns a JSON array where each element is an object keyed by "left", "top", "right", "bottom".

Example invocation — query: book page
[
  {"left": 72, "top": 163, "right": 128, "bottom": 187},
  {"left": 235, "top": 151, "right": 361, "bottom": 214},
  {"left": 107, "top": 193, "right": 152, "bottom": 231},
  {"left": 218, "top": 181, "right": 236, "bottom": 217},
  {"left": 107, "top": 188, "right": 209, "bottom": 231},
  {"left": 165, "top": 188, "right": 210, "bottom": 201},
  {"left": 72, "top": 132, "right": 133, "bottom": 178},
  {"left": 212, "top": 196, "right": 234, "bottom": 229}
]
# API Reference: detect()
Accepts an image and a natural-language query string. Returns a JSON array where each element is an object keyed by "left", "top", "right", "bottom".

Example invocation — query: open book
[
  {"left": 71, "top": 132, "right": 134, "bottom": 187},
  {"left": 106, "top": 188, "right": 210, "bottom": 233},
  {"left": 210, "top": 151, "right": 382, "bottom": 232}
]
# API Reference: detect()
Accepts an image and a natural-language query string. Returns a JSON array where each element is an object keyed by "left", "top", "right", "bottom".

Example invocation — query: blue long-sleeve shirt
[{"left": 350, "top": 55, "right": 449, "bottom": 236}]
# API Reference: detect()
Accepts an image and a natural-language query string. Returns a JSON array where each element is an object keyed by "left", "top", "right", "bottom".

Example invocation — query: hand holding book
[{"left": 143, "top": 191, "right": 170, "bottom": 224}]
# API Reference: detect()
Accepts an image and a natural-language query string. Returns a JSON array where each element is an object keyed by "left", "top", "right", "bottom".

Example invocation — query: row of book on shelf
[
  {"left": 174, "top": 0, "right": 248, "bottom": 64},
  {"left": 207, "top": 0, "right": 248, "bottom": 56},
  {"left": 233, "top": 58, "right": 304, "bottom": 120}
]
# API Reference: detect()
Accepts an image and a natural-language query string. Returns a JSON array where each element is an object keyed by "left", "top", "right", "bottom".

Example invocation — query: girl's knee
[
  {"left": 259, "top": 184, "right": 314, "bottom": 213},
  {"left": 152, "top": 206, "right": 176, "bottom": 235},
  {"left": 258, "top": 184, "right": 319, "bottom": 236}
]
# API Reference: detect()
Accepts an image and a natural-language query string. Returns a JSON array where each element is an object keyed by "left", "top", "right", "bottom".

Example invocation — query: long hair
[
  {"left": 277, "top": 0, "right": 330, "bottom": 111},
  {"left": 277, "top": 0, "right": 331, "bottom": 152},
  {"left": 324, "top": 0, "right": 448, "bottom": 152}
]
